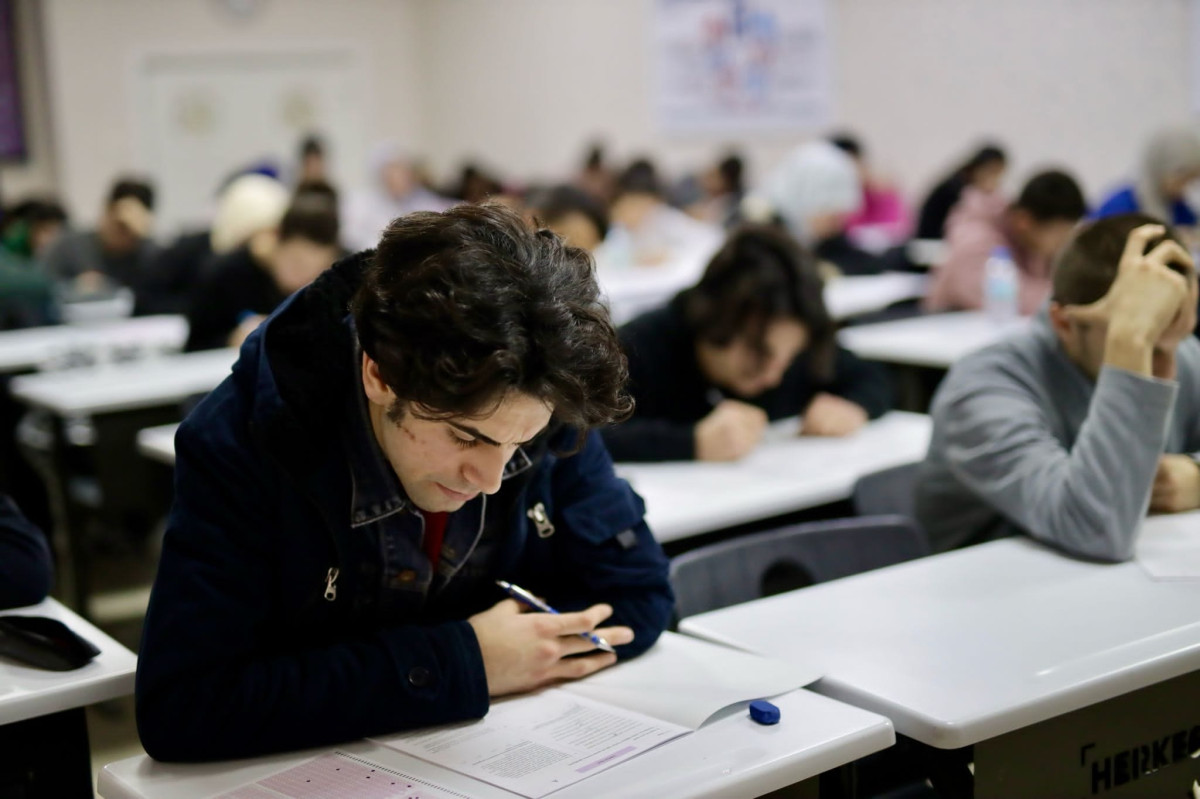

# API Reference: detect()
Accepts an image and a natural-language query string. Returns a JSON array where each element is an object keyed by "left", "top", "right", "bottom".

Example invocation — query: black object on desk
[{"left": 0, "top": 615, "right": 100, "bottom": 671}]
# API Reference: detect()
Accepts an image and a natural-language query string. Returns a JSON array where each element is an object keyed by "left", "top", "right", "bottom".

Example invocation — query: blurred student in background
[
  {"left": 136, "top": 174, "right": 292, "bottom": 316},
  {"left": 926, "top": 170, "right": 1087, "bottom": 314},
  {"left": 602, "top": 225, "right": 891, "bottom": 463},
  {"left": 185, "top": 194, "right": 340, "bottom": 351},
  {"left": 685, "top": 151, "right": 745, "bottom": 228},
  {"left": 527, "top": 184, "right": 610, "bottom": 253},
  {"left": 40, "top": 177, "right": 159, "bottom": 298},
  {"left": 1094, "top": 126, "right": 1200, "bottom": 233},
  {"left": 915, "top": 144, "right": 1007, "bottom": 240},
  {"left": 753, "top": 140, "right": 885, "bottom": 277},
  {"left": 830, "top": 132, "right": 911, "bottom": 251},
  {"left": 342, "top": 142, "right": 453, "bottom": 251},
  {"left": 603, "top": 159, "right": 722, "bottom": 269}
]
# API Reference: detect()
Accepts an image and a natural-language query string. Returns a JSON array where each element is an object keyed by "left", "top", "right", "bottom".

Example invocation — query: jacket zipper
[{"left": 324, "top": 567, "right": 339, "bottom": 601}]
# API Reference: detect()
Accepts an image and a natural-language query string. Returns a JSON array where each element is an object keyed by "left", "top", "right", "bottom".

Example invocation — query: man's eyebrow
[{"left": 448, "top": 421, "right": 541, "bottom": 448}]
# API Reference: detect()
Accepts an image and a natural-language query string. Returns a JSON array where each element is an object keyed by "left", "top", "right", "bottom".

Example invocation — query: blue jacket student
[
  {"left": 136, "top": 205, "right": 674, "bottom": 763},
  {"left": 0, "top": 494, "right": 53, "bottom": 610}
]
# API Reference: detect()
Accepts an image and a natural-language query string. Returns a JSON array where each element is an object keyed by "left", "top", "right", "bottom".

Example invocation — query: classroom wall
[
  {"left": 415, "top": 0, "right": 1194, "bottom": 203},
  {"left": 37, "top": 0, "right": 427, "bottom": 224},
  {"left": 23, "top": 0, "right": 1199, "bottom": 221}
]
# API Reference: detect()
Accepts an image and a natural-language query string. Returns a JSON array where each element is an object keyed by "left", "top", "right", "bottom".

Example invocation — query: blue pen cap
[{"left": 749, "top": 699, "right": 781, "bottom": 725}]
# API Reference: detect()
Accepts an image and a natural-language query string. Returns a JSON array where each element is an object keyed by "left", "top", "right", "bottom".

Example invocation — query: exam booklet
[
  {"left": 370, "top": 631, "right": 809, "bottom": 798},
  {"left": 1137, "top": 510, "right": 1200, "bottom": 580}
]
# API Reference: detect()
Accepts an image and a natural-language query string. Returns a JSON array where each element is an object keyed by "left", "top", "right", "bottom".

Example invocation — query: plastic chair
[
  {"left": 669, "top": 515, "right": 929, "bottom": 621},
  {"left": 852, "top": 462, "right": 920, "bottom": 520}
]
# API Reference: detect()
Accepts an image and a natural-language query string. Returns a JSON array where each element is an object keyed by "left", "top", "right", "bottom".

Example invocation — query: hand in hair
[
  {"left": 1150, "top": 455, "right": 1200, "bottom": 514},
  {"left": 467, "top": 599, "right": 633, "bottom": 696},
  {"left": 800, "top": 393, "right": 869, "bottom": 438},
  {"left": 1063, "top": 224, "right": 1196, "bottom": 377},
  {"left": 694, "top": 400, "right": 768, "bottom": 462}
]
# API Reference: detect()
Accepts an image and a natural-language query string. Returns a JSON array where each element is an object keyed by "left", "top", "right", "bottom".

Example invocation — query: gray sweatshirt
[{"left": 915, "top": 312, "right": 1200, "bottom": 562}]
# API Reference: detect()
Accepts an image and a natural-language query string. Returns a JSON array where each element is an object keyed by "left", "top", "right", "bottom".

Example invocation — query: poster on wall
[
  {"left": 655, "top": 0, "right": 830, "bottom": 135},
  {"left": 0, "top": 0, "right": 26, "bottom": 161}
]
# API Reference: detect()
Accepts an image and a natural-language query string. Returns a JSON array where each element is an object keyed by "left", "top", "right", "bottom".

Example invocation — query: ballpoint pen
[{"left": 495, "top": 580, "right": 616, "bottom": 653}]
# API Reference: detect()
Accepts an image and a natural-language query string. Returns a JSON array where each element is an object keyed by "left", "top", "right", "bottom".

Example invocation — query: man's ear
[
  {"left": 361, "top": 352, "right": 395, "bottom": 408},
  {"left": 1048, "top": 301, "right": 1073, "bottom": 340}
]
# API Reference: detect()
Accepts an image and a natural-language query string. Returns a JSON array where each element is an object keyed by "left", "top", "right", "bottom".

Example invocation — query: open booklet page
[
  {"left": 1137, "top": 510, "right": 1200, "bottom": 580},
  {"left": 370, "top": 632, "right": 810, "bottom": 798}
]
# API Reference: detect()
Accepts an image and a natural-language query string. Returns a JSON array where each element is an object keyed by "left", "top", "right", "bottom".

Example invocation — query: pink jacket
[{"left": 925, "top": 188, "right": 1052, "bottom": 315}]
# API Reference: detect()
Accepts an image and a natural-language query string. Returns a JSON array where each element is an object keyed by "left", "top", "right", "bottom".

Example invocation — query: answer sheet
[
  {"left": 1138, "top": 511, "right": 1200, "bottom": 580},
  {"left": 211, "top": 750, "right": 470, "bottom": 799},
  {"left": 375, "top": 691, "right": 687, "bottom": 798}
]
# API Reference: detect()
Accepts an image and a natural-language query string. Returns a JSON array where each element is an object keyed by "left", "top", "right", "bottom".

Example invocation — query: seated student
[
  {"left": 915, "top": 144, "right": 1007, "bottom": 240},
  {"left": 136, "top": 203, "right": 673, "bottom": 762},
  {"left": 526, "top": 184, "right": 610, "bottom": 252},
  {"left": 0, "top": 494, "right": 53, "bottom": 610},
  {"left": 830, "top": 132, "right": 911, "bottom": 250},
  {"left": 754, "top": 140, "right": 886, "bottom": 277},
  {"left": 603, "top": 159, "right": 722, "bottom": 268},
  {"left": 39, "top": 177, "right": 159, "bottom": 297},
  {"left": 342, "top": 142, "right": 454, "bottom": 251},
  {"left": 915, "top": 214, "right": 1200, "bottom": 561},
  {"left": 925, "top": 170, "right": 1087, "bottom": 314},
  {"left": 135, "top": 174, "right": 292, "bottom": 316},
  {"left": 1094, "top": 127, "right": 1200, "bottom": 230},
  {"left": 684, "top": 151, "right": 745, "bottom": 229},
  {"left": 184, "top": 195, "right": 340, "bottom": 351},
  {"left": 602, "top": 226, "right": 892, "bottom": 463}
]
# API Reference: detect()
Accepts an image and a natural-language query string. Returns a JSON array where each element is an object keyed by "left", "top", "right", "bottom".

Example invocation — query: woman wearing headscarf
[
  {"left": 1094, "top": 127, "right": 1200, "bottom": 228},
  {"left": 341, "top": 141, "right": 455, "bottom": 251},
  {"left": 747, "top": 140, "right": 886, "bottom": 276}
]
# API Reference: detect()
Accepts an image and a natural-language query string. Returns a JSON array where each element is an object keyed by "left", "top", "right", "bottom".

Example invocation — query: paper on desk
[
  {"left": 376, "top": 690, "right": 687, "bottom": 798},
  {"left": 1137, "top": 511, "right": 1200, "bottom": 580},
  {"left": 211, "top": 750, "right": 466, "bottom": 798},
  {"left": 563, "top": 631, "right": 812, "bottom": 728}
]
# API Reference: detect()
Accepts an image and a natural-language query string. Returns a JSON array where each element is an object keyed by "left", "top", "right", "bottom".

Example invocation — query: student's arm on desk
[
  {"left": 0, "top": 494, "right": 52, "bottom": 610},
  {"left": 530, "top": 430, "right": 673, "bottom": 656},
  {"left": 819, "top": 346, "right": 893, "bottom": 419},
  {"left": 600, "top": 417, "right": 696, "bottom": 462},
  {"left": 938, "top": 364, "right": 1176, "bottom": 562},
  {"left": 135, "top": 420, "right": 488, "bottom": 762}
]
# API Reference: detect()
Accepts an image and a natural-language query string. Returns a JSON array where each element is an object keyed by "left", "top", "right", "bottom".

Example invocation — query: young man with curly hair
[{"left": 136, "top": 203, "right": 673, "bottom": 762}]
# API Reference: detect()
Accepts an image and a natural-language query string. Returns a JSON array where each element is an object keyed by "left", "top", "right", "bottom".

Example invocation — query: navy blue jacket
[
  {"left": 0, "top": 494, "right": 53, "bottom": 610},
  {"left": 136, "top": 252, "right": 673, "bottom": 762}
]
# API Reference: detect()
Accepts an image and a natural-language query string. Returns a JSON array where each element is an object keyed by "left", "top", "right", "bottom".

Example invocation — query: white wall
[
  {"left": 39, "top": 0, "right": 426, "bottom": 224},
  {"left": 415, "top": 0, "right": 1193, "bottom": 202},
  {"left": 24, "top": 0, "right": 1198, "bottom": 221}
]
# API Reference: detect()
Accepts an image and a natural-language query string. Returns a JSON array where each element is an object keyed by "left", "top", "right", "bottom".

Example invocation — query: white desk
[
  {"left": 0, "top": 315, "right": 187, "bottom": 375},
  {"left": 136, "top": 423, "right": 177, "bottom": 466},
  {"left": 823, "top": 272, "right": 928, "bottom": 321},
  {"left": 0, "top": 597, "right": 138, "bottom": 724},
  {"left": 838, "top": 311, "right": 1029, "bottom": 370},
  {"left": 0, "top": 598, "right": 138, "bottom": 795},
  {"left": 681, "top": 538, "right": 1200, "bottom": 797},
  {"left": 99, "top": 688, "right": 893, "bottom": 799},
  {"left": 9, "top": 347, "right": 236, "bottom": 416},
  {"left": 617, "top": 412, "right": 931, "bottom": 543}
]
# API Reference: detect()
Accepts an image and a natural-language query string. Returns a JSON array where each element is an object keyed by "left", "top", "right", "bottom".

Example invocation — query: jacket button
[{"left": 408, "top": 666, "right": 433, "bottom": 688}]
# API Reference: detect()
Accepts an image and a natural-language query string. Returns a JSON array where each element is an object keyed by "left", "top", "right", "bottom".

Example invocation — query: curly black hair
[{"left": 350, "top": 202, "right": 633, "bottom": 436}]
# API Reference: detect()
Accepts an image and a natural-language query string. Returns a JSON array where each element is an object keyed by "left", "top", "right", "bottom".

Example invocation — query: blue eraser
[{"left": 749, "top": 699, "right": 781, "bottom": 725}]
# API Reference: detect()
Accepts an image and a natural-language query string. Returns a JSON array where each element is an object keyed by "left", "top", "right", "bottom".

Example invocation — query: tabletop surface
[
  {"left": 0, "top": 315, "right": 187, "bottom": 374},
  {"left": 9, "top": 347, "right": 237, "bottom": 416},
  {"left": 0, "top": 598, "right": 138, "bottom": 725},
  {"left": 680, "top": 537, "right": 1200, "bottom": 748},
  {"left": 99, "top": 688, "right": 893, "bottom": 799},
  {"left": 617, "top": 412, "right": 932, "bottom": 542},
  {"left": 838, "top": 311, "right": 1030, "bottom": 369}
]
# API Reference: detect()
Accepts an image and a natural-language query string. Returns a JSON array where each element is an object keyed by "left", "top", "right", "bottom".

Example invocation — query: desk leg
[
  {"left": 974, "top": 670, "right": 1200, "bottom": 799},
  {"left": 0, "top": 707, "right": 93, "bottom": 799}
]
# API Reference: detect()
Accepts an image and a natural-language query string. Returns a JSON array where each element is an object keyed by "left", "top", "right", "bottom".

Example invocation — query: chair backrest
[
  {"left": 669, "top": 515, "right": 930, "bottom": 621},
  {"left": 852, "top": 462, "right": 920, "bottom": 520}
]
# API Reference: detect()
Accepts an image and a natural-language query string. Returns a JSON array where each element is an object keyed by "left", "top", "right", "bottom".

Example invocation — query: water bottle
[{"left": 983, "top": 246, "right": 1019, "bottom": 323}]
